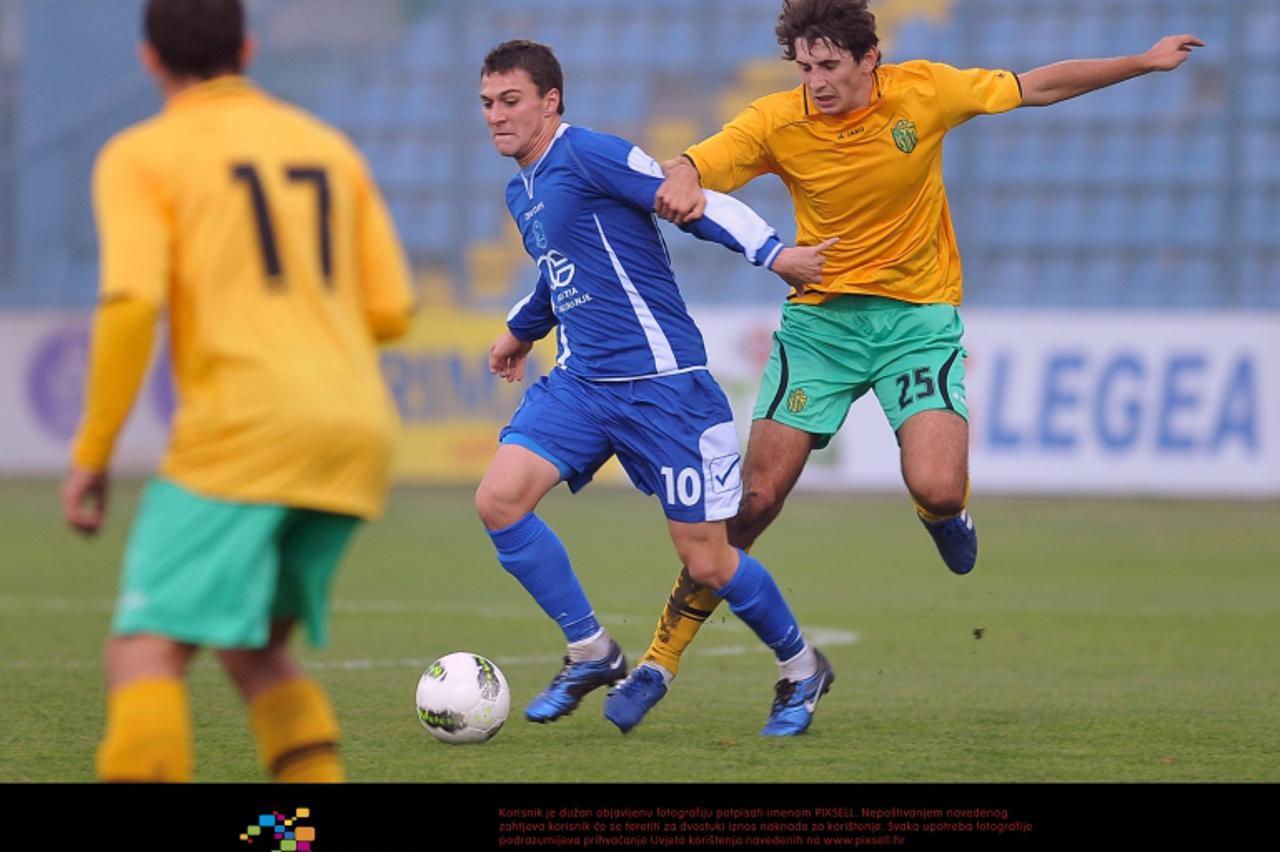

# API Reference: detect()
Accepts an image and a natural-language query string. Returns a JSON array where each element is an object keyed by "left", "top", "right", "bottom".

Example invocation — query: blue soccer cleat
[
  {"left": 603, "top": 664, "right": 669, "bottom": 733},
  {"left": 525, "top": 640, "right": 627, "bottom": 723},
  {"left": 921, "top": 509, "right": 978, "bottom": 575},
  {"left": 761, "top": 648, "right": 834, "bottom": 736}
]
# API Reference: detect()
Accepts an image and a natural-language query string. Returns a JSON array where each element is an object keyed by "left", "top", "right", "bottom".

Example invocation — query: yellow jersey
[
  {"left": 86, "top": 76, "right": 414, "bottom": 518},
  {"left": 686, "top": 60, "right": 1022, "bottom": 306}
]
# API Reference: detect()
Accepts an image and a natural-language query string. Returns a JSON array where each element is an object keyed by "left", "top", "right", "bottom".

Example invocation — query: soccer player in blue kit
[{"left": 474, "top": 40, "right": 839, "bottom": 735}]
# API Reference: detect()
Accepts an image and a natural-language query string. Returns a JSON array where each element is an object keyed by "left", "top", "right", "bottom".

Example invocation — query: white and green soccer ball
[{"left": 415, "top": 652, "right": 510, "bottom": 744}]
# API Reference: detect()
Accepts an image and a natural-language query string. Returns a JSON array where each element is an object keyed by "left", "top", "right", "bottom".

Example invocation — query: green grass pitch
[{"left": 1, "top": 478, "right": 1277, "bottom": 782}]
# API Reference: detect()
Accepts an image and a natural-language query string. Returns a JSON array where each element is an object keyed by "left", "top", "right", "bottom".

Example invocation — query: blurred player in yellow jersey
[
  {"left": 59, "top": 0, "right": 415, "bottom": 780},
  {"left": 603, "top": 0, "right": 1201, "bottom": 731}
]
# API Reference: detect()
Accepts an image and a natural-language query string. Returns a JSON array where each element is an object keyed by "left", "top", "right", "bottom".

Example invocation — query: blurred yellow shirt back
[{"left": 92, "top": 77, "right": 413, "bottom": 518}]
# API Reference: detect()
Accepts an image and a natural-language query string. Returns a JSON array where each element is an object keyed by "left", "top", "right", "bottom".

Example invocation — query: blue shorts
[{"left": 500, "top": 368, "right": 743, "bottom": 523}]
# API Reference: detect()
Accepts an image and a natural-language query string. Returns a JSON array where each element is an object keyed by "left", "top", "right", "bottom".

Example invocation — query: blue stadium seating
[
  {"left": 3, "top": 0, "right": 1274, "bottom": 309},
  {"left": 1240, "top": 252, "right": 1280, "bottom": 307}
]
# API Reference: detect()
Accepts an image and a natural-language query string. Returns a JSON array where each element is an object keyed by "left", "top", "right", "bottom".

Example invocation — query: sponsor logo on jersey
[{"left": 537, "top": 249, "right": 576, "bottom": 288}]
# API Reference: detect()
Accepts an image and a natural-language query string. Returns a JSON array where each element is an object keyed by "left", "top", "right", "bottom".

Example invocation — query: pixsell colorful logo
[{"left": 240, "top": 808, "right": 317, "bottom": 850}]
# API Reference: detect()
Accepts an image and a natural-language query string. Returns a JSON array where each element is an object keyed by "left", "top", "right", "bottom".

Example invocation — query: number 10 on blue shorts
[{"left": 500, "top": 368, "right": 744, "bottom": 523}]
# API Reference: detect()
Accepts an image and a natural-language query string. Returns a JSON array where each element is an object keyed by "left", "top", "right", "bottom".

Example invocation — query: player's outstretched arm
[
  {"left": 656, "top": 156, "right": 705, "bottom": 225},
  {"left": 771, "top": 238, "right": 839, "bottom": 296},
  {"left": 572, "top": 132, "right": 783, "bottom": 267},
  {"left": 1019, "top": 34, "right": 1204, "bottom": 107}
]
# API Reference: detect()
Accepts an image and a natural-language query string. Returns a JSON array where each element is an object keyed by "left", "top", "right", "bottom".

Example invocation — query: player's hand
[
  {"left": 1143, "top": 35, "right": 1204, "bottom": 72},
  {"left": 489, "top": 331, "right": 535, "bottom": 383},
  {"left": 770, "top": 238, "right": 839, "bottom": 296},
  {"left": 655, "top": 159, "right": 706, "bottom": 225},
  {"left": 61, "top": 466, "right": 109, "bottom": 536}
]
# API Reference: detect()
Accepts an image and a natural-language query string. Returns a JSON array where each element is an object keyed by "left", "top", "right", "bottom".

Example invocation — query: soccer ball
[{"left": 415, "top": 652, "right": 510, "bottom": 744}]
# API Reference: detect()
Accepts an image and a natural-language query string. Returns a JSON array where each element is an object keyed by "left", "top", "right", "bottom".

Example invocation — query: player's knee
[
  {"left": 727, "top": 487, "right": 783, "bottom": 552},
  {"left": 104, "top": 635, "right": 195, "bottom": 687},
  {"left": 684, "top": 546, "right": 739, "bottom": 590},
  {"left": 739, "top": 481, "right": 785, "bottom": 525},
  {"left": 217, "top": 644, "right": 300, "bottom": 701},
  {"left": 910, "top": 476, "right": 967, "bottom": 517},
  {"left": 474, "top": 482, "right": 520, "bottom": 530}
]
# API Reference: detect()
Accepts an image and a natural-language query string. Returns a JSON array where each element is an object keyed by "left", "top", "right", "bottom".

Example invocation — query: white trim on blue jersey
[
  {"left": 593, "top": 212, "right": 678, "bottom": 374},
  {"left": 506, "top": 290, "right": 534, "bottom": 322},
  {"left": 703, "top": 191, "right": 785, "bottom": 267},
  {"left": 519, "top": 122, "right": 572, "bottom": 199},
  {"left": 626, "top": 145, "right": 664, "bottom": 177},
  {"left": 588, "top": 365, "right": 708, "bottom": 383},
  {"left": 557, "top": 323, "right": 572, "bottom": 367}
]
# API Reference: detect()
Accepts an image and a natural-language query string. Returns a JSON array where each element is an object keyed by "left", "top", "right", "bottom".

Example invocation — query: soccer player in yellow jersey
[
  {"left": 603, "top": 0, "right": 1201, "bottom": 730},
  {"left": 59, "top": 0, "right": 414, "bottom": 781}
]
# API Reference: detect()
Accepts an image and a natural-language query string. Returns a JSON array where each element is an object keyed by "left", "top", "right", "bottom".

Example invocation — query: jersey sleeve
[
  {"left": 507, "top": 271, "right": 557, "bottom": 342},
  {"left": 567, "top": 130, "right": 668, "bottom": 211},
  {"left": 70, "top": 297, "right": 159, "bottom": 471},
  {"left": 927, "top": 62, "right": 1023, "bottom": 129},
  {"left": 570, "top": 131, "right": 782, "bottom": 267},
  {"left": 683, "top": 103, "right": 774, "bottom": 194},
  {"left": 352, "top": 151, "right": 416, "bottom": 342},
  {"left": 92, "top": 134, "right": 171, "bottom": 306},
  {"left": 681, "top": 190, "right": 783, "bottom": 268}
]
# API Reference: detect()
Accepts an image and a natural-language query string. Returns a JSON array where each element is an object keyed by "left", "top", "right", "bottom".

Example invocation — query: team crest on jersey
[
  {"left": 537, "top": 249, "right": 576, "bottom": 289},
  {"left": 787, "top": 389, "right": 808, "bottom": 413},
  {"left": 892, "top": 119, "right": 918, "bottom": 154}
]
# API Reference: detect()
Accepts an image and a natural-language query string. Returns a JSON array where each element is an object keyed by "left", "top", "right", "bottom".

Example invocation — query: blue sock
[
  {"left": 715, "top": 549, "right": 806, "bottom": 662},
  {"left": 487, "top": 513, "right": 600, "bottom": 642}
]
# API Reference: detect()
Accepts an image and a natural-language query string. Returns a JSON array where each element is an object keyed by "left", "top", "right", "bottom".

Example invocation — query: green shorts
[
  {"left": 111, "top": 478, "right": 361, "bottom": 649},
  {"left": 752, "top": 295, "right": 968, "bottom": 447}
]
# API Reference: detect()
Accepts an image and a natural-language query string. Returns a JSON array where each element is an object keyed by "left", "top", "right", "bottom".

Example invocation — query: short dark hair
[
  {"left": 481, "top": 40, "right": 565, "bottom": 115},
  {"left": 144, "top": 0, "right": 245, "bottom": 79},
  {"left": 775, "top": 0, "right": 879, "bottom": 63}
]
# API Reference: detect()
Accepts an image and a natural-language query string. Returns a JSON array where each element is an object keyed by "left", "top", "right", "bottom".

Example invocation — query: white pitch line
[
  {"left": 0, "top": 629, "right": 858, "bottom": 673},
  {"left": 0, "top": 597, "right": 596, "bottom": 621},
  {"left": 278, "top": 629, "right": 859, "bottom": 671},
  {"left": 0, "top": 597, "right": 545, "bottom": 617},
  {"left": 0, "top": 596, "right": 115, "bottom": 611},
  {"left": 0, "top": 598, "right": 860, "bottom": 638}
]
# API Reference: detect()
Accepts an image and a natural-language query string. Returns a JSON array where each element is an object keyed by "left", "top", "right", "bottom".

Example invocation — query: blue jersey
[{"left": 505, "top": 124, "right": 783, "bottom": 380}]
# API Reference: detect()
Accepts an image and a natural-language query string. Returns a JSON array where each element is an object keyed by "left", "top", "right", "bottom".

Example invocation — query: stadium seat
[
  {"left": 4, "top": 0, "right": 1269, "bottom": 311},
  {"left": 1239, "top": 252, "right": 1280, "bottom": 307},
  {"left": 1245, "top": 8, "right": 1280, "bottom": 58}
]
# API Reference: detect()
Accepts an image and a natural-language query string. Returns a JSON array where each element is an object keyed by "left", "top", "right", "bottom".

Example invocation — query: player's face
[
  {"left": 793, "top": 38, "right": 879, "bottom": 115},
  {"left": 480, "top": 69, "right": 559, "bottom": 165}
]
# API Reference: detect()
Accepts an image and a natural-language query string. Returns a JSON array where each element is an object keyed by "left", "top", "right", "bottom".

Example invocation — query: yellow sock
[
  {"left": 249, "top": 678, "right": 345, "bottom": 783},
  {"left": 96, "top": 677, "right": 193, "bottom": 782},
  {"left": 914, "top": 480, "right": 971, "bottom": 523},
  {"left": 640, "top": 568, "right": 723, "bottom": 676}
]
